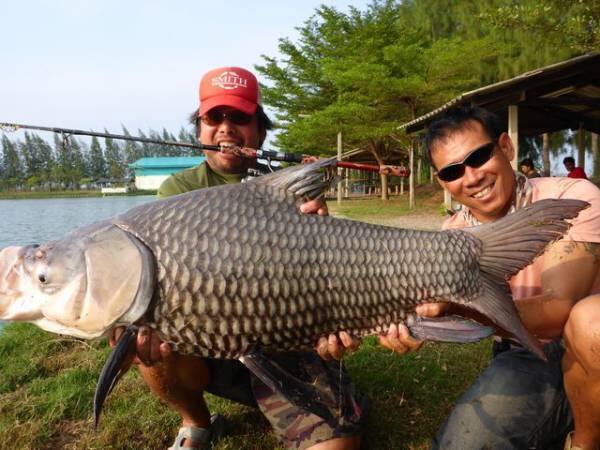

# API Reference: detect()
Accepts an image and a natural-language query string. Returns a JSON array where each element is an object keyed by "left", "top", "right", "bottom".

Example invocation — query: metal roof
[
  {"left": 399, "top": 53, "right": 600, "bottom": 136},
  {"left": 129, "top": 156, "right": 205, "bottom": 169}
]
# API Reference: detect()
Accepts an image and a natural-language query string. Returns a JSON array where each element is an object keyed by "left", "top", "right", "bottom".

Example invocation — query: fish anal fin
[
  {"left": 406, "top": 314, "right": 494, "bottom": 343},
  {"left": 470, "top": 277, "right": 546, "bottom": 360}
]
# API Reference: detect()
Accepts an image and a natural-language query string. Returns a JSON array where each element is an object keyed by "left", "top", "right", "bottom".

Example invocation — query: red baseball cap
[{"left": 198, "top": 67, "right": 260, "bottom": 116}]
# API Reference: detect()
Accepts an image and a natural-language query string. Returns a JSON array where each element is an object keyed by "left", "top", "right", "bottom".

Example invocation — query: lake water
[
  {"left": 0, "top": 196, "right": 156, "bottom": 332},
  {"left": 0, "top": 196, "right": 155, "bottom": 249}
]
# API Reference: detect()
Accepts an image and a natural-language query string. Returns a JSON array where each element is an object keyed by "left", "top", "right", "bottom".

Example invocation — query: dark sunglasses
[
  {"left": 201, "top": 110, "right": 253, "bottom": 126},
  {"left": 436, "top": 142, "right": 496, "bottom": 182}
]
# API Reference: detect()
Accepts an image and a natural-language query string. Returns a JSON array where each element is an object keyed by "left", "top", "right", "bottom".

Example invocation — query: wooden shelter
[
  {"left": 334, "top": 146, "right": 410, "bottom": 200},
  {"left": 399, "top": 53, "right": 600, "bottom": 169}
]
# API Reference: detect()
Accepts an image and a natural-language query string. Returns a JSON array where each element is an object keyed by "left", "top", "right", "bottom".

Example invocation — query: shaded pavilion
[{"left": 399, "top": 53, "right": 599, "bottom": 169}]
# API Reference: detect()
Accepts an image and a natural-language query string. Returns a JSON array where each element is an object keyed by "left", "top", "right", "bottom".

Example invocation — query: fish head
[{"left": 0, "top": 222, "right": 155, "bottom": 339}]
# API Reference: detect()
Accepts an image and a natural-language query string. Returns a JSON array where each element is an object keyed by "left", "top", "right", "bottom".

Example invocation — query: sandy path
[{"left": 332, "top": 212, "right": 448, "bottom": 231}]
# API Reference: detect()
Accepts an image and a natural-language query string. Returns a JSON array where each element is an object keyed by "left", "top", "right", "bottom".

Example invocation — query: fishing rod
[{"left": 0, "top": 121, "right": 409, "bottom": 177}]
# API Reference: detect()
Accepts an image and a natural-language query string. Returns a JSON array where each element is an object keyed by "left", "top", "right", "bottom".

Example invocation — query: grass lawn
[
  {"left": 0, "top": 324, "right": 492, "bottom": 450},
  {"left": 0, "top": 190, "right": 156, "bottom": 200},
  {"left": 0, "top": 184, "right": 494, "bottom": 449},
  {"left": 327, "top": 183, "right": 445, "bottom": 221}
]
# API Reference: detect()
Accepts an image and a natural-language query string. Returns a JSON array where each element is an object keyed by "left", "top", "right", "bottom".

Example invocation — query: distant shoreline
[{"left": 0, "top": 190, "right": 157, "bottom": 200}]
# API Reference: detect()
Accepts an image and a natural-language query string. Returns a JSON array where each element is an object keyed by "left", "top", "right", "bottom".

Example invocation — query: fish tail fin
[{"left": 466, "top": 198, "right": 589, "bottom": 359}]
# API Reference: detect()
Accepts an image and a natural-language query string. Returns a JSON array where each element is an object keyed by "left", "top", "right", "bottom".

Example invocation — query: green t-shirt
[{"left": 157, "top": 162, "right": 245, "bottom": 198}]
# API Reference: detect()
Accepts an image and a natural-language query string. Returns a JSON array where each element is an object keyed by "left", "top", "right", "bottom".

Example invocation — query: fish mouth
[{"left": 0, "top": 246, "right": 40, "bottom": 321}]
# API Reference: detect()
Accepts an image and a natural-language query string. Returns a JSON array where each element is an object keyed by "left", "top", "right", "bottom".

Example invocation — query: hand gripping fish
[{"left": 0, "top": 158, "right": 589, "bottom": 425}]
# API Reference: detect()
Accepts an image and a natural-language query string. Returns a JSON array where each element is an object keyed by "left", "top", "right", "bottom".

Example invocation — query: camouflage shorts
[{"left": 205, "top": 352, "right": 367, "bottom": 450}]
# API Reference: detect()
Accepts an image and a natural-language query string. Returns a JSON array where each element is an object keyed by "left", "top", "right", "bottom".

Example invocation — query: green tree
[
  {"left": 104, "top": 130, "right": 124, "bottom": 180},
  {"left": 137, "top": 129, "right": 152, "bottom": 157},
  {"left": 121, "top": 126, "right": 142, "bottom": 165},
  {"left": 483, "top": 0, "right": 599, "bottom": 57},
  {"left": 178, "top": 126, "right": 197, "bottom": 148},
  {"left": 20, "top": 132, "right": 42, "bottom": 184},
  {"left": 256, "top": 0, "right": 502, "bottom": 198},
  {"left": 53, "top": 134, "right": 77, "bottom": 188},
  {"left": 68, "top": 138, "right": 87, "bottom": 188},
  {"left": 1, "top": 134, "right": 22, "bottom": 188},
  {"left": 89, "top": 136, "right": 106, "bottom": 180},
  {"left": 34, "top": 135, "right": 55, "bottom": 188}
]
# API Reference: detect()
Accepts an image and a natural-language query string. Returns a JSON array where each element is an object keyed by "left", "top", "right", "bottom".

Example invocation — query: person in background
[
  {"left": 519, "top": 157, "right": 541, "bottom": 178},
  {"left": 564, "top": 156, "right": 588, "bottom": 179},
  {"left": 113, "top": 66, "right": 366, "bottom": 450}
]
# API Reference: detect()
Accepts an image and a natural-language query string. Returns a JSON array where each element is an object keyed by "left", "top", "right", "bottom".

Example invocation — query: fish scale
[{"left": 116, "top": 182, "right": 482, "bottom": 359}]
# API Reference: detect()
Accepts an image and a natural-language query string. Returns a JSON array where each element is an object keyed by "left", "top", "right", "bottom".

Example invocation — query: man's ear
[{"left": 498, "top": 132, "right": 515, "bottom": 162}]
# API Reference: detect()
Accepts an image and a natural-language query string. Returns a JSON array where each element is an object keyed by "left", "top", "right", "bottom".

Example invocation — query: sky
[{"left": 0, "top": 0, "right": 370, "bottom": 149}]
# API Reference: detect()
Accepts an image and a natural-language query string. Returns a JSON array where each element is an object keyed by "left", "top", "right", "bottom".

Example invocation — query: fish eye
[{"left": 38, "top": 273, "right": 47, "bottom": 284}]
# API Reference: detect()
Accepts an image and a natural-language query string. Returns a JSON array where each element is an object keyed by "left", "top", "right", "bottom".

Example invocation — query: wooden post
[
  {"left": 344, "top": 168, "right": 349, "bottom": 198},
  {"left": 400, "top": 177, "right": 404, "bottom": 195},
  {"left": 409, "top": 142, "right": 415, "bottom": 209},
  {"left": 578, "top": 123, "right": 586, "bottom": 172},
  {"left": 508, "top": 105, "right": 519, "bottom": 170},
  {"left": 592, "top": 133, "right": 599, "bottom": 178},
  {"left": 337, "top": 131, "right": 342, "bottom": 205},
  {"left": 444, "top": 190, "right": 452, "bottom": 212},
  {"left": 417, "top": 155, "right": 422, "bottom": 185},
  {"left": 542, "top": 133, "right": 550, "bottom": 176}
]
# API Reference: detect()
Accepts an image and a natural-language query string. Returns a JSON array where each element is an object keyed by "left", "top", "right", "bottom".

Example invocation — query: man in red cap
[{"left": 113, "top": 67, "right": 366, "bottom": 450}]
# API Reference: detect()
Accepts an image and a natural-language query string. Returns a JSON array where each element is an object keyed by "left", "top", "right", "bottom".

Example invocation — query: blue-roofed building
[{"left": 129, "top": 156, "right": 205, "bottom": 190}]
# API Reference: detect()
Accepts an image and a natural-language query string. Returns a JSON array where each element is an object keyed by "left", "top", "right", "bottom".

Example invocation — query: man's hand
[
  {"left": 379, "top": 323, "right": 424, "bottom": 354},
  {"left": 110, "top": 325, "right": 172, "bottom": 366},
  {"left": 300, "top": 198, "right": 328, "bottom": 216},
  {"left": 316, "top": 331, "right": 361, "bottom": 361},
  {"left": 378, "top": 302, "right": 451, "bottom": 355}
]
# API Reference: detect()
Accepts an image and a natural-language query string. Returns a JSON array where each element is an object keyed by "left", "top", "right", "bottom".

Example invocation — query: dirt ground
[{"left": 374, "top": 212, "right": 447, "bottom": 231}]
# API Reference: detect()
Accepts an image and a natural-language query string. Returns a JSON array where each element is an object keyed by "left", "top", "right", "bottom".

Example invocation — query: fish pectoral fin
[
  {"left": 239, "top": 352, "right": 336, "bottom": 422},
  {"left": 470, "top": 277, "right": 546, "bottom": 360},
  {"left": 93, "top": 325, "right": 138, "bottom": 427},
  {"left": 406, "top": 314, "right": 494, "bottom": 343}
]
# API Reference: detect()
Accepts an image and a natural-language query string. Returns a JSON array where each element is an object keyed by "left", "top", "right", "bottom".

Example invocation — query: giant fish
[{"left": 0, "top": 158, "right": 588, "bottom": 424}]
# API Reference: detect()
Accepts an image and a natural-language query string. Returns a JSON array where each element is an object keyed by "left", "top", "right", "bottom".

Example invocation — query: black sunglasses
[
  {"left": 436, "top": 142, "right": 496, "bottom": 182},
  {"left": 201, "top": 110, "right": 253, "bottom": 126}
]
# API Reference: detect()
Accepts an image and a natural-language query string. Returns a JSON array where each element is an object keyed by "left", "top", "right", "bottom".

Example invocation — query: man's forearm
[{"left": 515, "top": 293, "right": 575, "bottom": 339}]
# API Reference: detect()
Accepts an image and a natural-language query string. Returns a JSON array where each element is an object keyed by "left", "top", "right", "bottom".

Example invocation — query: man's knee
[
  {"left": 138, "top": 353, "right": 211, "bottom": 394},
  {"left": 564, "top": 294, "right": 600, "bottom": 371}
]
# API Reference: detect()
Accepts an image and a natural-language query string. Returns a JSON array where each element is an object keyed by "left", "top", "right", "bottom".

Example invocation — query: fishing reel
[
  {"left": 242, "top": 155, "right": 287, "bottom": 183},
  {"left": 241, "top": 168, "right": 267, "bottom": 183}
]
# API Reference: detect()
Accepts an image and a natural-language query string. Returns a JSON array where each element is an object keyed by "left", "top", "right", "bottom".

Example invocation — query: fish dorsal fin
[{"left": 253, "top": 157, "right": 340, "bottom": 201}]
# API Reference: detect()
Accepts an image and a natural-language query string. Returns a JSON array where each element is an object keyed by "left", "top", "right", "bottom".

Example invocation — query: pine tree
[
  {"left": 69, "top": 138, "right": 87, "bottom": 188},
  {"left": 20, "top": 132, "right": 42, "bottom": 188},
  {"left": 121, "top": 126, "right": 142, "bottom": 166},
  {"left": 34, "top": 135, "right": 55, "bottom": 188},
  {"left": 104, "top": 130, "right": 124, "bottom": 180},
  {"left": 89, "top": 136, "right": 106, "bottom": 180},
  {"left": 2, "top": 134, "right": 23, "bottom": 188},
  {"left": 137, "top": 129, "right": 152, "bottom": 157}
]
